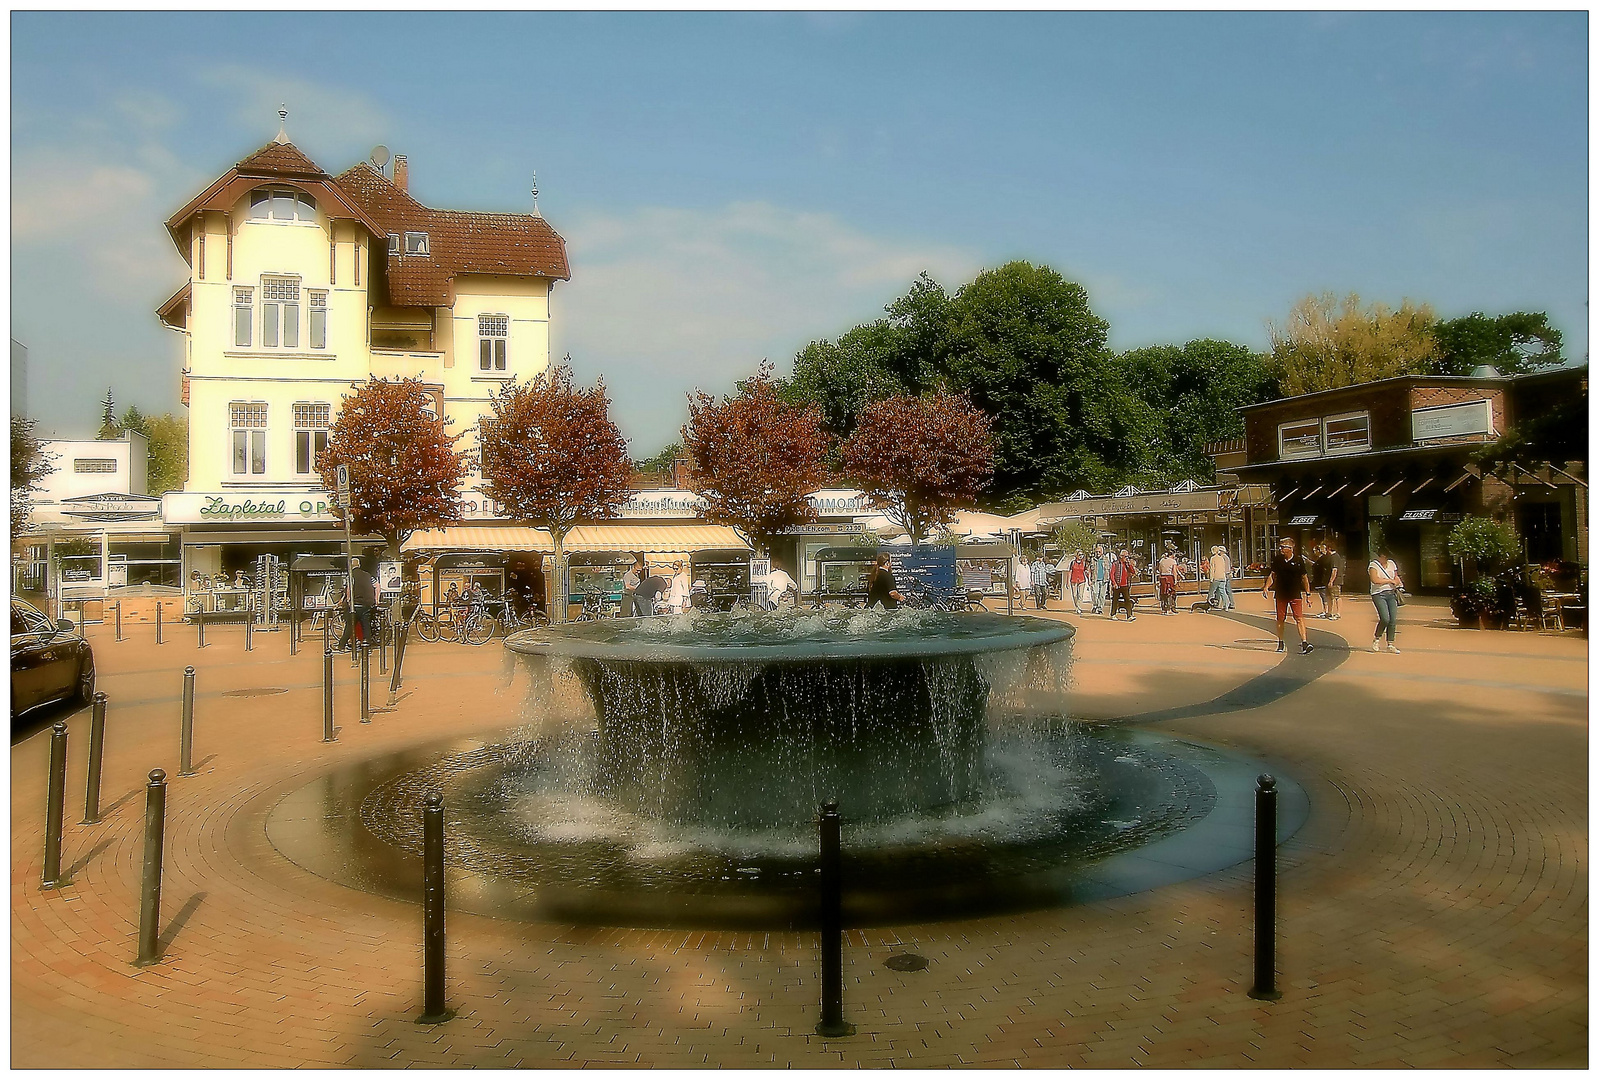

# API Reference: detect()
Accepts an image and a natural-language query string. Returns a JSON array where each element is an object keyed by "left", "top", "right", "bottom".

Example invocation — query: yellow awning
[
  {"left": 403, "top": 527, "right": 554, "bottom": 552},
  {"left": 565, "top": 524, "right": 749, "bottom": 553},
  {"left": 403, "top": 523, "right": 749, "bottom": 555}
]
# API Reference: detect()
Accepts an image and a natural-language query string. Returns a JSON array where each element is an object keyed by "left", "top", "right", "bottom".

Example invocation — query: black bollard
[
  {"left": 135, "top": 769, "right": 166, "bottom": 965},
  {"left": 388, "top": 621, "right": 409, "bottom": 703},
  {"left": 83, "top": 693, "right": 108, "bottom": 824},
  {"left": 155, "top": 601, "right": 162, "bottom": 645},
  {"left": 197, "top": 605, "right": 206, "bottom": 649},
  {"left": 378, "top": 628, "right": 387, "bottom": 676},
  {"left": 245, "top": 595, "right": 253, "bottom": 652},
  {"left": 114, "top": 601, "right": 123, "bottom": 642},
  {"left": 323, "top": 647, "right": 337, "bottom": 742},
  {"left": 359, "top": 643, "right": 371, "bottom": 723},
  {"left": 322, "top": 615, "right": 330, "bottom": 654},
  {"left": 418, "top": 792, "right": 454, "bottom": 1024},
  {"left": 1248, "top": 774, "right": 1282, "bottom": 1001},
  {"left": 41, "top": 720, "right": 69, "bottom": 889},
  {"left": 179, "top": 667, "right": 195, "bottom": 776},
  {"left": 289, "top": 608, "right": 297, "bottom": 656},
  {"left": 815, "top": 800, "right": 855, "bottom": 1037}
]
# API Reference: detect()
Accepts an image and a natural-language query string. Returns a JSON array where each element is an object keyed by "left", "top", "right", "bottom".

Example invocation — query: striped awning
[{"left": 402, "top": 523, "right": 748, "bottom": 554}]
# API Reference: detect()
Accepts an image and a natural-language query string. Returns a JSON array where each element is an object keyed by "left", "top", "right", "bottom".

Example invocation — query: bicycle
[
  {"left": 575, "top": 589, "right": 619, "bottom": 622},
  {"left": 491, "top": 598, "right": 548, "bottom": 637}
]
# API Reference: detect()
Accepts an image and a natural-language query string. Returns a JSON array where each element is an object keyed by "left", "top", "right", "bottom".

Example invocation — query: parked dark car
[{"left": 11, "top": 599, "right": 95, "bottom": 719}]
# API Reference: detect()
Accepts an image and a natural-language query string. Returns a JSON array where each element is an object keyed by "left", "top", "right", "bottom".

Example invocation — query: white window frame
[
  {"left": 478, "top": 314, "right": 509, "bottom": 372},
  {"left": 1277, "top": 418, "right": 1323, "bottom": 459},
  {"left": 308, "top": 290, "right": 328, "bottom": 350},
  {"left": 73, "top": 459, "right": 118, "bottom": 474},
  {"left": 247, "top": 188, "right": 317, "bottom": 224},
  {"left": 233, "top": 286, "right": 254, "bottom": 348},
  {"left": 1322, "top": 410, "right": 1371, "bottom": 456},
  {"left": 404, "top": 231, "right": 430, "bottom": 256},
  {"left": 229, "top": 402, "right": 269, "bottom": 476},
  {"left": 260, "top": 274, "right": 302, "bottom": 350},
  {"left": 293, "top": 402, "right": 331, "bottom": 476},
  {"left": 388, "top": 233, "right": 401, "bottom": 255}
]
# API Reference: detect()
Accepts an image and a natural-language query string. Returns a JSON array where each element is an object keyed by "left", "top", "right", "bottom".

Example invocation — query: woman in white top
[
  {"left": 1367, "top": 545, "right": 1404, "bottom": 653},
  {"left": 667, "top": 561, "right": 692, "bottom": 613}
]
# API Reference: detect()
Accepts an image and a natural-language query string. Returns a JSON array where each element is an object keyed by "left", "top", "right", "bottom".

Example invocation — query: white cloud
[
  {"left": 198, "top": 65, "right": 391, "bottom": 160},
  {"left": 551, "top": 201, "right": 982, "bottom": 450}
]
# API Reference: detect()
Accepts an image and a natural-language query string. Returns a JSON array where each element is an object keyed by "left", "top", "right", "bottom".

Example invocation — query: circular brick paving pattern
[{"left": 11, "top": 598, "right": 1587, "bottom": 1068}]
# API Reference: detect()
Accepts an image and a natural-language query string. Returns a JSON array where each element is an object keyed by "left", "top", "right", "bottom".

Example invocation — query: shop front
[{"left": 1034, "top": 485, "right": 1264, "bottom": 572}]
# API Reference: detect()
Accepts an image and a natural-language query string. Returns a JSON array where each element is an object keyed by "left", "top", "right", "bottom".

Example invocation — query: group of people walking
[
  {"left": 1264, "top": 535, "right": 1404, "bottom": 654},
  {"left": 1041, "top": 542, "right": 1237, "bottom": 621}
]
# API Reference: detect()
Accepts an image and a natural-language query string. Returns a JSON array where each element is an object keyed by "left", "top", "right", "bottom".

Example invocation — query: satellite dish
[{"left": 370, "top": 145, "right": 391, "bottom": 168}]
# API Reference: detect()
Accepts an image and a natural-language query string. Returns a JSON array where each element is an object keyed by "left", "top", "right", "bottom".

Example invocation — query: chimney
[{"left": 393, "top": 155, "right": 408, "bottom": 193}]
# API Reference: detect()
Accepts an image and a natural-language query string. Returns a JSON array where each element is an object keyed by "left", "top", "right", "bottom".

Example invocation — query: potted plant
[
  {"left": 1447, "top": 516, "right": 1521, "bottom": 580},
  {"left": 1450, "top": 576, "right": 1504, "bottom": 629}
]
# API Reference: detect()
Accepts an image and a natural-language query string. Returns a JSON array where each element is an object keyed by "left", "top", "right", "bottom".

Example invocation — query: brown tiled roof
[
  {"left": 235, "top": 140, "right": 326, "bottom": 178},
  {"left": 334, "top": 162, "right": 570, "bottom": 308},
  {"left": 163, "top": 139, "right": 385, "bottom": 257}
]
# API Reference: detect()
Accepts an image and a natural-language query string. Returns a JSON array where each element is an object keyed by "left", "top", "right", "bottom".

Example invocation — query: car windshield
[{"left": 12, "top": 605, "right": 44, "bottom": 635}]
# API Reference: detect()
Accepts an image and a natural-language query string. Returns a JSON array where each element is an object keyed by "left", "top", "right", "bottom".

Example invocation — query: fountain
[{"left": 267, "top": 607, "right": 1305, "bottom": 928}]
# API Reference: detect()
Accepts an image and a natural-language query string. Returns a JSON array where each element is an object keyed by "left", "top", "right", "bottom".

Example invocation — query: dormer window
[
  {"left": 403, "top": 231, "right": 430, "bottom": 256},
  {"left": 388, "top": 233, "right": 401, "bottom": 255},
  {"left": 248, "top": 188, "right": 316, "bottom": 223}
]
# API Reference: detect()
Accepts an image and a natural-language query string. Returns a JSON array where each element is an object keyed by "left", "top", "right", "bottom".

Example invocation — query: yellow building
[{"left": 156, "top": 119, "right": 569, "bottom": 583}]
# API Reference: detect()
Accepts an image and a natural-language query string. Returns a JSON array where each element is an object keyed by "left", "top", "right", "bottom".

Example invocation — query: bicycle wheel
[
  {"left": 326, "top": 610, "right": 348, "bottom": 644},
  {"left": 463, "top": 612, "right": 494, "bottom": 645},
  {"left": 413, "top": 610, "right": 440, "bottom": 643}
]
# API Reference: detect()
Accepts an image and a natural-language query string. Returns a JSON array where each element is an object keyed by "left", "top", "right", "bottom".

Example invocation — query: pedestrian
[
  {"left": 336, "top": 554, "right": 377, "bottom": 652},
  {"left": 1308, "top": 542, "right": 1330, "bottom": 618},
  {"left": 620, "top": 552, "right": 645, "bottom": 617},
  {"left": 1014, "top": 557, "right": 1032, "bottom": 609},
  {"left": 1157, "top": 545, "right": 1179, "bottom": 615},
  {"left": 667, "top": 560, "right": 692, "bottom": 613},
  {"left": 1207, "top": 546, "right": 1234, "bottom": 611},
  {"left": 1068, "top": 550, "right": 1089, "bottom": 615},
  {"left": 1108, "top": 548, "right": 1137, "bottom": 621},
  {"left": 635, "top": 572, "right": 669, "bottom": 616},
  {"left": 1368, "top": 545, "right": 1404, "bottom": 653},
  {"left": 865, "top": 553, "right": 902, "bottom": 610},
  {"left": 1030, "top": 554, "right": 1050, "bottom": 610},
  {"left": 1264, "top": 536, "right": 1314, "bottom": 654},
  {"left": 1319, "top": 540, "right": 1345, "bottom": 621},
  {"left": 1090, "top": 543, "right": 1111, "bottom": 614}
]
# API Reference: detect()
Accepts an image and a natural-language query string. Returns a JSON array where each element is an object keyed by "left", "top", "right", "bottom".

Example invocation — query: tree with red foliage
[
  {"left": 681, "top": 363, "right": 830, "bottom": 555},
  {"left": 318, "top": 376, "right": 469, "bottom": 560},
  {"left": 478, "top": 365, "right": 633, "bottom": 622},
  {"left": 841, "top": 391, "right": 994, "bottom": 545}
]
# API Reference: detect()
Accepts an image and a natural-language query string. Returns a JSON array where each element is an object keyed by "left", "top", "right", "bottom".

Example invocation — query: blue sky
[{"left": 11, "top": 11, "right": 1588, "bottom": 453}]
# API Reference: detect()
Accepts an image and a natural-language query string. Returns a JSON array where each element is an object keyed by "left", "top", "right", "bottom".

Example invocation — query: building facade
[
  {"left": 156, "top": 124, "right": 569, "bottom": 585},
  {"left": 1228, "top": 369, "right": 1587, "bottom": 592}
]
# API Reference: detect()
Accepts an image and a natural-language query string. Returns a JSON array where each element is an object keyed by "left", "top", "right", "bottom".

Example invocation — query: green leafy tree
[
  {"left": 1430, "top": 312, "right": 1563, "bottom": 377},
  {"left": 1447, "top": 516, "right": 1521, "bottom": 573},
  {"left": 1115, "top": 340, "right": 1276, "bottom": 483},
  {"left": 1050, "top": 519, "right": 1099, "bottom": 557},
  {"left": 1268, "top": 292, "right": 1439, "bottom": 396},
  {"left": 143, "top": 414, "right": 188, "bottom": 495},
  {"left": 11, "top": 416, "right": 55, "bottom": 539}
]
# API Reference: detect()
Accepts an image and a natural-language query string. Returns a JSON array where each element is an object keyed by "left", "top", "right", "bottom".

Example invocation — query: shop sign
[
  {"left": 779, "top": 523, "right": 868, "bottom": 535},
  {"left": 166, "top": 491, "right": 506, "bottom": 525},
  {"left": 619, "top": 490, "right": 707, "bottom": 518},
  {"left": 58, "top": 493, "right": 163, "bottom": 521},
  {"left": 808, "top": 490, "right": 874, "bottom": 515},
  {"left": 1289, "top": 514, "right": 1320, "bottom": 526},
  {"left": 1412, "top": 400, "right": 1492, "bottom": 441}
]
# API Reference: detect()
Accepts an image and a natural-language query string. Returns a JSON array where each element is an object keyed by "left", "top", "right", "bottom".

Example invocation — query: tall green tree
[
  {"left": 96, "top": 388, "right": 120, "bottom": 440},
  {"left": 143, "top": 414, "right": 188, "bottom": 495},
  {"left": 1430, "top": 311, "right": 1563, "bottom": 377},
  {"left": 1114, "top": 340, "right": 1276, "bottom": 483},
  {"left": 11, "top": 417, "right": 55, "bottom": 539}
]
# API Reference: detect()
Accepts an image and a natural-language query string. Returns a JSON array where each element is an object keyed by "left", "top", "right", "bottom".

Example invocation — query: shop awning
[
  {"left": 566, "top": 524, "right": 749, "bottom": 553},
  {"left": 404, "top": 527, "right": 556, "bottom": 552}
]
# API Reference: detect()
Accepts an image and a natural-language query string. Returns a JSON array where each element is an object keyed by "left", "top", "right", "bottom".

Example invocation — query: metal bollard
[
  {"left": 114, "top": 601, "right": 123, "bottom": 642},
  {"left": 388, "top": 621, "right": 409, "bottom": 702},
  {"left": 323, "top": 647, "right": 337, "bottom": 742},
  {"left": 323, "top": 616, "right": 330, "bottom": 653},
  {"left": 245, "top": 595, "right": 253, "bottom": 652},
  {"left": 155, "top": 601, "right": 163, "bottom": 645},
  {"left": 179, "top": 667, "right": 196, "bottom": 776},
  {"left": 1248, "top": 774, "right": 1282, "bottom": 1001},
  {"left": 418, "top": 791, "right": 454, "bottom": 1023},
  {"left": 289, "top": 610, "right": 297, "bottom": 656},
  {"left": 378, "top": 629, "right": 387, "bottom": 676},
  {"left": 360, "top": 643, "right": 371, "bottom": 723},
  {"left": 197, "top": 606, "right": 206, "bottom": 649},
  {"left": 135, "top": 769, "right": 167, "bottom": 966},
  {"left": 815, "top": 800, "right": 855, "bottom": 1037},
  {"left": 83, "top": 693, "right": 108, "bottom": 824},
  {"left": 41, "top": 720, "right": 69, "bottom": 889}
]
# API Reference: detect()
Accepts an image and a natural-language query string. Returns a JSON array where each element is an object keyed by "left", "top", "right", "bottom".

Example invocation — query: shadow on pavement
[{"left": 1108, "top": 611, "right": 1349, "bottom": 724}]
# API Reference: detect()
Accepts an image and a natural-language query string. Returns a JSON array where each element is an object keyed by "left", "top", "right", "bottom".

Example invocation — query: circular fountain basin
[{"left": 264, "top": 609, "right": 1307, "bottom": 928}]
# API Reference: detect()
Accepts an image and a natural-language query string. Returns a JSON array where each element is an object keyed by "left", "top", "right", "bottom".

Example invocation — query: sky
[{"left": 10, "top": 11, "right": 1589, "bottom": 454}]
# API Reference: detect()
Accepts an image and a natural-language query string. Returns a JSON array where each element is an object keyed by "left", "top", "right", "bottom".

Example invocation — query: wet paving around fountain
[{"left": 265, "top": 721, "right": 1306, "bottom": 929}]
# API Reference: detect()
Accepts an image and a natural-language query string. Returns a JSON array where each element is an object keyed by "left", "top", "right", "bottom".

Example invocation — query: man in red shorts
[{"left": 1264, "top": 535, "right": 1314, "bottom": 655}]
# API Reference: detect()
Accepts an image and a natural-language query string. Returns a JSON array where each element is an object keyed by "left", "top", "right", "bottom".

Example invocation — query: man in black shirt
[
  {"left": 1264, "top": 536, "right": 1314, "bottom": 655},
  {"left": 337, "top": 554, "right": 379, "bottom": 651}
]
